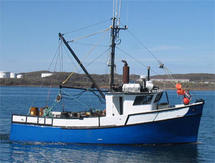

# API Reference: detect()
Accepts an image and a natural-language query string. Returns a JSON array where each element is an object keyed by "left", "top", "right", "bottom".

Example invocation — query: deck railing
[{"left": 12, "top": 115, "right": 53, "bottom": 126}]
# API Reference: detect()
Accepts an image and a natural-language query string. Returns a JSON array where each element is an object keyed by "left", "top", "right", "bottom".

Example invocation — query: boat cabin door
[{"left": 112, "top": 96, "right": 123, "bottom": 115}]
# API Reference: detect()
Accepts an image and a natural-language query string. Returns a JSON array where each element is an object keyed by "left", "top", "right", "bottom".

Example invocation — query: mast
[
  {"left": 59, "top": 33, "right": 105, "bottom": 99},
  {"left": 109, "top": 17, "right": 127, "bottom": 91},
  {"left": 109, "top": 17, "right": 116, "bottom": 91}
]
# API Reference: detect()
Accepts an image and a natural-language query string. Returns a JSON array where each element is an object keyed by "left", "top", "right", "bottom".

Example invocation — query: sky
[{"left": 0, "top": 0, "right": 214, "bottom": 76}]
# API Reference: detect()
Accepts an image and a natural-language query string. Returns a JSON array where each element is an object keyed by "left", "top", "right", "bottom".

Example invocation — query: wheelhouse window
[
  {"left": 133, "top": 95, "right": 153, "bottom": 105},
  {"left": 154, "top": 92, "right": 163, "bottom": 103}
]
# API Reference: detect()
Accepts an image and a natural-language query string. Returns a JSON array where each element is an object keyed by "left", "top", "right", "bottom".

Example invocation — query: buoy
[
  {"left": 177, "top": 89, "right": 185, "bottom": 95},
  {"left": 183, "top": 97, "right": 190, "bottom": 105},
  {"left": 176, "top": 83, "right": 182, "bottom": 90},
  {"left": 30, "top": 107, "right": 39, "bottom": 116},
  {"left": 39, "top": 108, "right": 44, "bottom": 116}
]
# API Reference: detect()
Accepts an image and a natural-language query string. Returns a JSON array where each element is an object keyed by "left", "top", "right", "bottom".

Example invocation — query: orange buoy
[
  {"left": 177, "top": 89, "right": 185, "bottom": 95},
  {"left": 30, "top": 107, "right": 39, "bottom": 116},
  {"left": 39, "top": 108, "right": 44, "bottom": 116},
  {"left": 183, "top": 97, "right": 190, "bottom": 105},
  {"left": 176, "top": 83, "right": 182, "bottom": 90}
]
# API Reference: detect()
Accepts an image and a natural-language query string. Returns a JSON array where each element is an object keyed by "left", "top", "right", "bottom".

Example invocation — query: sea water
[{"left": 0, "top": 86, "right": 214, "bottom": 162}]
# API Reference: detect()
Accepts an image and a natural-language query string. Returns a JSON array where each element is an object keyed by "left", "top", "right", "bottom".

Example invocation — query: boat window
[
  {"left": 133, "top": 95, "right": 153, "bottom": 105},
  {"left": 154, "top": 92, "right": 163, "bottom": 103}
]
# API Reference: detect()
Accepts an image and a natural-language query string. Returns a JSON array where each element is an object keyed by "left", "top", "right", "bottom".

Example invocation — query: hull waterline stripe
[{"left": 11, "top": 113, "right": 202, "bottom": 130}]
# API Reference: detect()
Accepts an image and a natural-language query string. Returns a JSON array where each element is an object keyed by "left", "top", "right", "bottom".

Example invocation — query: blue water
[{"left": 0, "top": 86, "right": 215, "bottom": 162}]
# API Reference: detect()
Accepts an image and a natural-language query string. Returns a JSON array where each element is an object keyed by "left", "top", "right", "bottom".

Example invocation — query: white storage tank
[
  {"left": 41, "top": 73, "right": 53, "bottom": 78},
  {"left": 10, "top": 72, "right": 16, "bottom": 78},
  {"left": 0, "top": 71, "right": 10, "bottom": 78},
  {"left": 17, "top": 74, "right": 23, "bottom": 79}
]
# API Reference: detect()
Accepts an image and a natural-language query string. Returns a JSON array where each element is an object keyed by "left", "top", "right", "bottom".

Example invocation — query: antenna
[
  {"left": 118, "top": 0, "right": 122, "bottom": 25},
  {"left": 113, "top": 0, "right": 122, "bottom": 25}
]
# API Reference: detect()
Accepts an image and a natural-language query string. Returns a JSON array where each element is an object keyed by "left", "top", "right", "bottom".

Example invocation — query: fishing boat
[{"left": 10, "top": 1, "right": 204, "bottom": 144}]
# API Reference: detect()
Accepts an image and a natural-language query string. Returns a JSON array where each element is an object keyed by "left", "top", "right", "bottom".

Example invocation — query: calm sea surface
[{"left": 0, "top": 86, "right": 214, "bottom": 163}]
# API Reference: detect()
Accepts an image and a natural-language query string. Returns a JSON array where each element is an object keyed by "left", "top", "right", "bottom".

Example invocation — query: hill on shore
[{"left": 0, "top": 71, "right": 215, "bottom": 90}]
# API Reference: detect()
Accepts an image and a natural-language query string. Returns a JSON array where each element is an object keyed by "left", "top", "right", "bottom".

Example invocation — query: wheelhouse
[{"left": 105, "top": 89, "right": 168, "bottom": 117}]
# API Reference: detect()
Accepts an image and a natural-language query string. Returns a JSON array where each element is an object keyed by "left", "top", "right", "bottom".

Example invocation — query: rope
[
  {"left": 62, "top": 72, "right": 74, "bottom": 85},
  {"left": 67, "top": 27, "right": 110, "bottom": 43},
  {"left": 81, "top": 32, "right": 108, "bottom": 63},
  {"left": 62, "top": 44, "right": 82, "bottom": 73},
  {"left": 61, "top": 89, "right": 91, "bottom": 108},
  {"left": 127, "top": 29, "right": 163, "bottom": 66},
  {"left": 45, "top": 41, "right": 63, "bottom": 106},
  {"left": 70, "top": 41, "right": 109, "bottom": 47},
  {"left": 117, "top": 47, "right": 160, "bottom": 75},
  {"left": 63, "top": 19, "right": 110, "bottom": 35},
  {"left": 86, "top": 48, "right": 111, "bottom": 67},
  {"left": 48, "top": 40, "right": 63, "bottom": 71},
  {"left": 126, "top": 29, "right": 181, "bottom": 89},
  {"left": 43, "top": 106, "right": 53, "bottom": 117}
]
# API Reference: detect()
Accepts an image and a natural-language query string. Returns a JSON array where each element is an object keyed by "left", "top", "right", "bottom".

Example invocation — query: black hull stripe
[{"left": 12, "top": 113, "right": 202, "bottom": 130}]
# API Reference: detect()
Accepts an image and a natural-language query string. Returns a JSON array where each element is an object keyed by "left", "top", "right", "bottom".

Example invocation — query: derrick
[{"left": 59, "top": 33, "right": 105, "bottom": 99}]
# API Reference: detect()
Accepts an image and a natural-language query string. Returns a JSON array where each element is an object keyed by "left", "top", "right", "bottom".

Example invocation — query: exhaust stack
[
  {"left": 122, "top": 60, "right": 129, "bottom": 84},
  {"left": 147, "top": 66, "right": 150, "bottom": 81}
]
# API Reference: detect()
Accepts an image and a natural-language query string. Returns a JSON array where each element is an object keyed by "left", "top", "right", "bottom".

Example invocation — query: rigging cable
[
  {"left": 80, "top": 29, "right": 110, "bottom": 63},
  {"left": 46, "top": 40, "right": 63, "bottom": 106},
  {"left": 86, "top": 48, "right": 111, "bottom": 67},
  {"left": 61, "top": 88, "right": 103, "bottom": 108},
  {"left": 60, "top": 39, "right": 64, "bottom": 72},
  {"left": 127, "top": 29, "right": 163, "bottom": 66},
  {"left": 70, "top": 41, "right": 109, "bottom": 47},
  {"left": 61, "top": 90, "right": 91, "bottom": 108},
  {"left": 63, "top": 19, "right": 111, "bottom": 35},
  {"left": 62, "top": 72, "right": 75, "bottom": 85},
  {"left": 61, "top": 43, "right": 109, "bottom": 102},
  {"left": 117, "top": 47, "right": 160, "bottom": 75},
  {"left": 48, "top": 40, "right": 63, "bottom": 71},
  {"left": 62, "top": 44, "right": 82, "bottom": 73},
  {"left": 67, "top": 27, "right": 110, "bottom": 43},
  {"left": 126, "top": 29, "right": 177, "bottom": 81}
]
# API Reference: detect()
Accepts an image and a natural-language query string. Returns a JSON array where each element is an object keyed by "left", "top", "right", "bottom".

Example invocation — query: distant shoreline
[
  {"left": 0, "top": 71, "right": 214, "bottom": 91},
  {"left": 1, "top": 84, "right": 214, "bottom": 91}
]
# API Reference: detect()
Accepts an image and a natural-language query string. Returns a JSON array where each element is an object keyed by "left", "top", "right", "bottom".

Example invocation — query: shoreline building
[
  {"left": 0, "top": 71, "right": 23, "bottom": 79},
  {"left": 10, "top": 72, "right": 17, "bottom": 78},
  {"left": 151, "top": 79, "right": 190, "bottom": 83},
  {"left": 16, "top": 74, "right": 23, "bottom": 79},
  {"left": 41, "top": 73, "right": 53, "bottom": 78},
  {"left": 0, "top": 71, "right": 10, "bottom": 78}
]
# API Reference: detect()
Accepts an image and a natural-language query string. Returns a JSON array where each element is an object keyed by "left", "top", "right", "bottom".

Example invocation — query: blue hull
[{"left": 10, "top": 106, "right": 203, "bottom": 144}]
